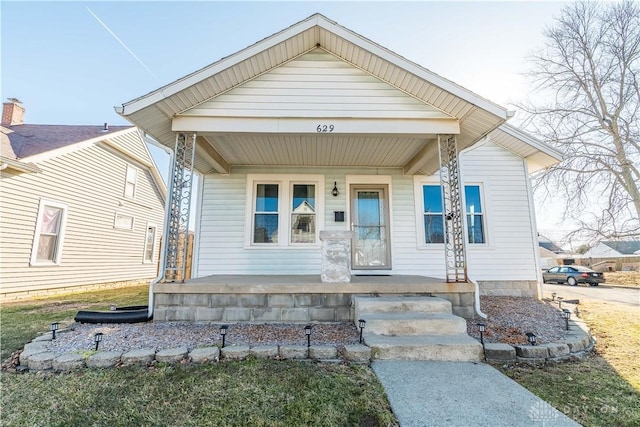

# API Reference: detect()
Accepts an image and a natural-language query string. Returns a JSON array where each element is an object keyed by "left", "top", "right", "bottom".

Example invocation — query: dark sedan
[{"left": 543, "top": 266, "right": 605, "bottom": 286}]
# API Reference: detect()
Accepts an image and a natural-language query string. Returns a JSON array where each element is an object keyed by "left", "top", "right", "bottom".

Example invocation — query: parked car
[{"left": 542, "top": 266, "right": 605, "bottom": 286}]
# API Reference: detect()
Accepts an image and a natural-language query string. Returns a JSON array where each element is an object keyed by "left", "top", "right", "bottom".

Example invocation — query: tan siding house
[{"left": 0, "top": 101, "right": 166, "bottom": 298}]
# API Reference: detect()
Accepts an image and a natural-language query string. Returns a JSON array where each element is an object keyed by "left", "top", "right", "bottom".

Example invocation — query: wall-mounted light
[{"left": 331, "top": 182, "right": 339, "bottom": 197}]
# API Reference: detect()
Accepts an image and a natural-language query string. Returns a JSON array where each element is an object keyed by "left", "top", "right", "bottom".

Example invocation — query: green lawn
[{"left": 0, "top": 286, "right": 395, "bottom": 426}]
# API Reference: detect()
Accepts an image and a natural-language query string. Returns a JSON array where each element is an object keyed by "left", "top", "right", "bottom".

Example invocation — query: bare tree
[{"left": 520, "top": 1, "right": 640, "bottom": 242}]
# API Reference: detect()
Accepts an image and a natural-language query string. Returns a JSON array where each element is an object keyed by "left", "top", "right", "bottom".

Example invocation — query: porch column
[
  {"left": 438, "top": 134, "right": 468, "bottom": 282},
  {"left": 164, "top": 132, "right": 196, "bottom": 282}
]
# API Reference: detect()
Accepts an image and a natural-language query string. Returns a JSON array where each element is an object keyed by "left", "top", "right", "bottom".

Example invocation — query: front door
[{"left": 350, "top": 185, "right": 391, "bottom": 270}]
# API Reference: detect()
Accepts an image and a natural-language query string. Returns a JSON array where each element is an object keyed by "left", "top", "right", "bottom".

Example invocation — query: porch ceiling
[
  {"left": 118, "top": 14, "right": 510, "bottom": 175},
  {"left": 196, "top": 133, "right": 433, "bottom": 172}
]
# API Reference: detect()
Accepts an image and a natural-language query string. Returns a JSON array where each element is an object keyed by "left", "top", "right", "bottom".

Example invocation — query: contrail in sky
[{"left": 87, "top": 7, "right": 161, "bottom": 83}]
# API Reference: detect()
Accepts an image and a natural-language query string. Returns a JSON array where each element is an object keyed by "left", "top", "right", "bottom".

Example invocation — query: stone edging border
[
  {"left": 483, "top": 317, "right": 595, "bottom": 365},
  {"left": 17, "top": 336, "right": 372, "bottom": 373}
]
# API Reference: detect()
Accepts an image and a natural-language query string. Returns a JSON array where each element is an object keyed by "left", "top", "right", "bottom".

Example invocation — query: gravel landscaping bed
[
  {"left": 466, "top": 296, "right": 567, "bottom": 345},
  {"left": 40, "top": 296, "right": 569, "bottom": 356}
]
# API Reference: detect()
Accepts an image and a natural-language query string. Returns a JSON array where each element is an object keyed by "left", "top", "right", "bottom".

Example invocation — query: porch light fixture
[
  {"left": 305, "top": 324, "right": 312, "bottom": 348},
  {"left": 94, "top": 332, "right": 103, "bottom": 351},
  {"left": 525, "top": 332, "right": 537, "bottom": 346},
  {"left": 50, "top": 322, "right": 59, "bottom": 340},
  {"left": 220, "top": 325, "right": 228, "bottom": 348},
  {"left": 358, "top": 319, "right": 366, "bottom": 344},
  {"left": 476, "top": 323, "right": 486, "bottom": 345},
  {"left": 562, "top": 309, "right": 571, "bottom": 331},
  {"left": 331, "top": 182, "right": 339, "bottom": 197}
]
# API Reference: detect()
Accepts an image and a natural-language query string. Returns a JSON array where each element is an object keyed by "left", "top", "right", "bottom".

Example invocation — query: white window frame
[
  {"left": 30, "top": 199, "right": 68, "bottom": 266},
  {"left": 413, "top": 177, "right": 489, "bottom": 248},
  {"left": 245, "top": 174, "right": 325, "bottom": 248},
  {"left": 124, "top": 165, "right": 138, "bottom": 199},
  {"left": 143, "top": 223, "right": 157, "bottom": 263},
  {"left": 114, "top": 212, "right": 135, "bottom": 230}
]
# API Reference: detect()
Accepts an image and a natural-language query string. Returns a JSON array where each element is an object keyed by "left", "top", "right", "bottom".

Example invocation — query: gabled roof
[
  {"left": 2, "top": 124, "right": 130, "bottom": 159},
  {"left": 1, "top": 124, "right": 167, "bottom": 199},
  {"left": 489, "top": 124, "right": 563, "bottom": 173},
  {"left": 600, "top": 241, "right": 640, "bottom": 255},
  {"left": 117, "top": 13, "right": 514, "bottom": 174}
]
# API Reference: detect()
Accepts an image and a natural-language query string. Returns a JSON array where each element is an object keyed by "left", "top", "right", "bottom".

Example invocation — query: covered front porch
[{"left": 153, "top": 274, "right": 476, "bottom": 322}]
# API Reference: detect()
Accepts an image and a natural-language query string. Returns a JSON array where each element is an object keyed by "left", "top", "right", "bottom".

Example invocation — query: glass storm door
[{"left": 351, "top": 186, "right": 391, "bottom": 269}]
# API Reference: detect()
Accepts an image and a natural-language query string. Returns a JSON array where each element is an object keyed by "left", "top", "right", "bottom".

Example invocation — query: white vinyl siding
[
  {"left": 0, "top": 135, "right": 165, "bottom": 295},
  {"left": 196, "top": 142, "right": 538, "bottom": 282},
  {"left": 30, "top": 199, "right": 68, "bottom": 266},
  {"left": 181, "top": 49, "right": 451, "bottom": 120}
]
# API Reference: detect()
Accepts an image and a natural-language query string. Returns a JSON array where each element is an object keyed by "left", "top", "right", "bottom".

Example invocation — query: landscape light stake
[
  {"left": 525, "top": 332, "right": 537, "bottom": 346},
  {"left": 551, "top": 292, "right": 557, "bottom": 301},
  {"left": 305, "top": 325, "right": 312, "bottom": 348},
  {"left": 94, "top": 332, "right": 103, "bottom": 351},
  {"left": 220, "top": 325, "right": 228, "bottom": 348},
  {"left": 476, "top": 323, "right": 485, "bottom": 346},
  {"left": 358, "top": 319, "right": 366, "bottom": 344},
  {"left": 557, "top": 296, "right": 563, "bottom": 310},
  {"left": 50, "top": 322, "right": 59, "bottom": 340},
  {"left": 562, "top": 309, "right": 571, "bottom": 331}
]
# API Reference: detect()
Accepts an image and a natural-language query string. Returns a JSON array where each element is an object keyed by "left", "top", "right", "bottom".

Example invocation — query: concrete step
[
  {"left": 353, "top": 296, "right": 452, "bottom": 315},
  {"left": 362, "top": 313, "right": 468, "bottom": 336},
  {"left": 366, "top": 334, "right": 483, "bottom": 362}
]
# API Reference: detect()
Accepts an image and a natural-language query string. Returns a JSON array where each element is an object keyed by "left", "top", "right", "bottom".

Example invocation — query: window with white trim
[
  {"left": 30, "top": 199, "right": 68, "bottom": 265},
  {"left": 124, "top": 165, "right": 138, "bottom": 199},
  {"left": 143, "top": 224, "right": 157, "bottom": 262},
  {"left": 114, "top": 212, "right": 134, "bottom": 230},
  {"left": 247, "top": 175, "right": 324, "bottom": 247},
  {"left": 419, "top": 183, "right": 486, "bottom": 245}
]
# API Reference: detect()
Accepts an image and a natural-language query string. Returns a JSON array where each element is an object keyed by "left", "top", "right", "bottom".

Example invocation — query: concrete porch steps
[{"left": 353, "top": 296, "right": 482, "bottom": 362}]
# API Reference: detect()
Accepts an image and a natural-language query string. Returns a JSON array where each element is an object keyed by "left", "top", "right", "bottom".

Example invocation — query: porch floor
[{"left": 154, "top": 275, "right": 474, "bottom": 294}]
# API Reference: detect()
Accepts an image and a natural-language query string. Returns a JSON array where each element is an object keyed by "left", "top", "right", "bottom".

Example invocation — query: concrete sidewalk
[{"left": 372, "top": 361, "right": 580, "bottom": 427}]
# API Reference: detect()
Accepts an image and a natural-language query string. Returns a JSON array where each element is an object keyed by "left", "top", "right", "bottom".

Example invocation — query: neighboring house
[
  {"left": 117, "top": 14, "right": 562, "bottom": 322},
  {"left": 538, "top": 234, "right": 564, "bottom": 268},
  {"left": 582, "top": 241, "right": 640, "bottom": 258},
  {"left": 0, "top": 99, "right": 166, "bottom": 298}
]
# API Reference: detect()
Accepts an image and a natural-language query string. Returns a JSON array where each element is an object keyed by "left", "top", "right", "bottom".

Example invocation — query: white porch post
[
  {"left": 164, "top": 132, "right": 197, "bottom": 282},
  {"left": 438, "top": 134, "right": 468, "bottom": 282}
]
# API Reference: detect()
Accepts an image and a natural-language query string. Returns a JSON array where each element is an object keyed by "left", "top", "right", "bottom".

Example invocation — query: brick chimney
[{"left": 2, "top": 98, "right": 25, "bottom": 126}]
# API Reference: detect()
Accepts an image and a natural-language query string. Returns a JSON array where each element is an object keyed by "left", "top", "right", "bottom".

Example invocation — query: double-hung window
[
  {"left": 248, "top": 175, "right": 323, "bottom": 246},
  {"left": 418, "top": 182, "right": 486, "bottom": 245},
  {"left": 124, "top": 165, "right": 138, "bottom": 199},
  {"left": 143, "top": 224, "right": 157, "bottom": 263},
  {"left": 30, "top": 199, "right": 68, "bottom": 265}
]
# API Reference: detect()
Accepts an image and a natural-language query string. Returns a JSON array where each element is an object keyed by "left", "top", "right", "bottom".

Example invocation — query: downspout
[
  {"left": 144, "top": 133, "right": 176, "bottom": 320},
  {"left": 469, "top": 278, "right": 487, "bottom": 319},
  {"left": 523, "top": 158, "right": 544, "bottom": 299}
]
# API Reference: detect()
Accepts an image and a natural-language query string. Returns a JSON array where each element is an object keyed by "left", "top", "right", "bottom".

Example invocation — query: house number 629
[{"left": 316, "top": 124, "right": 335, "bottom": 133}]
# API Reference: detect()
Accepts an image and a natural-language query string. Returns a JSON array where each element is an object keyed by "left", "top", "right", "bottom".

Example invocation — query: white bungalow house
[
  {"left": 117, "top": 14, "right": 562, "bottom": 327},
  {"left": 0, "top": 99, "right": 166, "bottom": 299}
]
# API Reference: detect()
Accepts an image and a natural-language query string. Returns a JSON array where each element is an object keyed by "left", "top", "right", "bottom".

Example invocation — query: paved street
[{"left": 543, "top": 283, "right": 640, "bottom": 307}]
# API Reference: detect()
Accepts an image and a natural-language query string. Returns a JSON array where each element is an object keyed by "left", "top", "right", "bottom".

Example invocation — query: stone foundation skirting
[
  {"left": 478, "top": 280, "right": 538, "bottom": 298},
  {"left": 153, "top": 291, "right": 476, "bottom": 322}
]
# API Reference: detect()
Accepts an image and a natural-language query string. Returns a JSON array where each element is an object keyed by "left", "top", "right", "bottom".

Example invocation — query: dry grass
[
  {"left": 501, "top": 300, "right": 640, "bottom": 426},
  {"left": 604, "top": 271, "right": 640, "bottom": 287}
]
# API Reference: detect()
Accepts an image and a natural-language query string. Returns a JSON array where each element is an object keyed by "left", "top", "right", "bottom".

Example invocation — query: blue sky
[{"left": 2, "top": 1, "right": 569, "bottom": 233}]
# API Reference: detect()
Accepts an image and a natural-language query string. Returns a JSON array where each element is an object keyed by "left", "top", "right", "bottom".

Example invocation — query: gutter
[
  {"left": 143, "top": 132, "right": 175, "bottom": 320},
  {"left": 469, "top": 278, "right": 488, "bottom": 319}
]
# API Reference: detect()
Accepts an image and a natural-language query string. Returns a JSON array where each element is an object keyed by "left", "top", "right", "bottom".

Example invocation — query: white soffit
[{"left": 490, "top": 124, "right": 563, "bottom": 173}]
